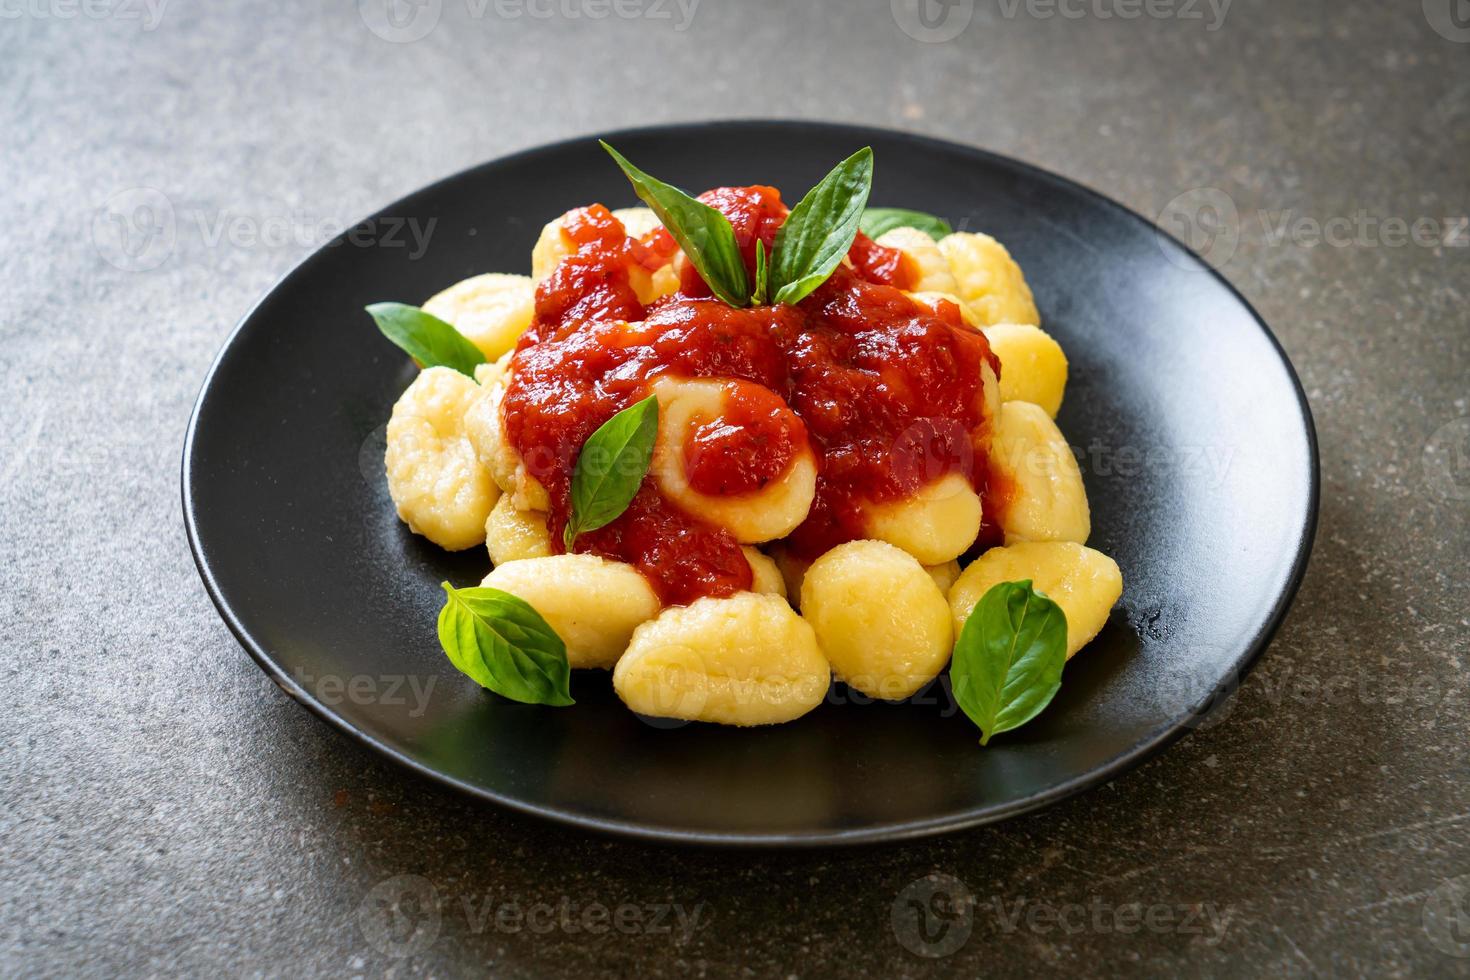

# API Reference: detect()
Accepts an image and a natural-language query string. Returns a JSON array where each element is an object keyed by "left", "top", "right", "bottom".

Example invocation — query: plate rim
[{"left": 181, "top": 119, "right": 1321, "bottom": 848}]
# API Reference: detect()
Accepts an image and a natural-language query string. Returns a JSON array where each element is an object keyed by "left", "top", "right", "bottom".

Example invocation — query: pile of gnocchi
[{"left": 383, "top": 183, "right": 1123, "bottom": 730}]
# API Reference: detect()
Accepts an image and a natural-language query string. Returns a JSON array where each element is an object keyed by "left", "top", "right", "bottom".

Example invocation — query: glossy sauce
[
  {"left": 682, "top": 381, "right": 806, "bottom": 496},
  {"left": 503, "top": 189, "right": 1001, "bottom": 605}
]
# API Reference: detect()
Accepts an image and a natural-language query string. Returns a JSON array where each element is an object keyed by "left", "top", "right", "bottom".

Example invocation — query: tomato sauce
[
  {"left": 503, "top": 189, "right": 1001, "bottom": 605},
  {"left": 682, "top": 380, "right": 806, "bottom": 497}
]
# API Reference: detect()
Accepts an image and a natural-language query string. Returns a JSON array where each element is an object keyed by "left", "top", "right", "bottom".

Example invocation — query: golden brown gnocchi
[
  {"left": 938, "top": 231, "right": 1040, "bottom": 327},
  {"left": 482, "top": 554, "right": 660, "bottom": 669},
  {"left": 949, "top": 541, "right": 1122, "bottom": 659},
  {"left": 422, "top": 273, "right": 535, "bottom": 361},
  {"left": 462, "top": 376, "right": 551, "bottom": 512},
  {"left": 861, "top": 473, "right": 983, "bottom": 565},
  {"left": 531, "top": 210, "right": 577, "bottom": 281},
  {"left": 924, "top": 560, "right": 962, "bottom": 594},
  {"left": 649, "top": 376, "right": 817, "bottom": 544},
  {"left": 908, "top": 290, "right": 983, "bottom": 329},
  {"left": 983, "top": 323, "right": 1068, "bottom": 418},
  {"left": 531, "top": 207, "right": 678, "bottom": 304},
  {"left": 610, "top": 206, "right": 660, "bottom": 239},
  {"left": 800, "top": 540, "right": 953, "bottom": 700},
  {"left": 385, "top": 367, "right": 499, "bottom": 551},
  {"left": 990, "top": 400, "right": 1090, "bottom": 544},
  {"left": 484, "top": 495, "right": 553, "bottom": 566},
  {"left": 875, "top": 227, "right": 959, "bottom": 294},
  {"left": 743, "top": 546, "right": 787, "bottom": 598},
  {"left": 613, "top": 593, "right": 831, "bottom": 726}
]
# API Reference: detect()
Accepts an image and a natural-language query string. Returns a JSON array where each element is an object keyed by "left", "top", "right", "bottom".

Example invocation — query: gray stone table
[{"left": 3, "top": 0, "right": 1468, "bottom": 975}]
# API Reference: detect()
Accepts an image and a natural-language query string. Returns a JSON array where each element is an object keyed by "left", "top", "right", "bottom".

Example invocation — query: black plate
[{"left": 183, "top": 121, "right": 1317, "bottom": 847}]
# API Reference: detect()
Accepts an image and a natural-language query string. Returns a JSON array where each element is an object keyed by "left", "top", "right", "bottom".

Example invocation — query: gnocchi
[
  {"left": 875, "top": 227, "right": 959, "bottom": 294},
  {"left": 610, "top": 206, "right": 660, "bottom": 239},
  {"left": 385, "top": 367, "right": 499, "bottom": 551},
  {"left": 473, "top": 351, "right": 513, "bottom": 392},
  {"left": 374, "top": 154, "right": 1124, "bottom": 737},
  {"left": 482, "top": 554, "right": 660, "bottom": 669},
  {"left": 770, "top": 547, "right": 811, "bottom": 607},
  {"left": 909, "top": 290, "right": 982, "bottom": 329},
  {"left": 990, "top": 400, "right": 1090, "bottom": 544},
  {"left": 938, "top": 231, "right": 1040, "bottom": 327},
  {"left": 422, "top": 273, "right": 535, "bottom": 361},
  {"left": 613, "top": 208, "right": 680, "bottom": 303},
  {"left": 649, "top": 376, "right": 817, "bottom": 544},
  {"left": 924, "top": 560, "right": 962, "bottom": 595},
  {"left": 484, "top": 494, "right": 553, "bottom": 565},
  {"left": 801, "top": 541, "right": 953, "bottom": 700},
  {"left": 531, "top": 210, "right": 577, "bottom": 281},
  {"left": 861, "top": 472, "right": 983, "bottom": 565},
  {"left": 462, "top": 376, "right": 551, "bottom": 512},
  {"left": 983, "top": 323, "right": 1068, "bottom": 418},
  {"left": 613, "top": 593, "right": 830, "bottom": 726},
  {"left": 743, "top": 546, "right": 787, "bottom": 598},
  {"left": 949, "top": 541, "right": 1122, "bottom": 659}
]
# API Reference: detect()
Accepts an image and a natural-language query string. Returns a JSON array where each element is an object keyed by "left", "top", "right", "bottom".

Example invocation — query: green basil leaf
[
  {"left": 600, "top": 141, "right": 750, "bottom": 308},
  {"left": 859, "top": 207, "right": 953, "bottom": 242},
  {"left": 769, "top": 147, "right": 874, "bottom": 306},
  {"left": 951, "top": 580, "right": 1068, "bottom": 745},
  {"left": 751, "top": 238, "right": 769, "bottom": 305},
  {"left": 366, "top": 302, "right": 486, "bottom": 378},
  {"left": 565, "top": 394, "right": 659, "bottom": 548},
  {"left": 437, "top": 583, "right": 574, "bottom": 706}
]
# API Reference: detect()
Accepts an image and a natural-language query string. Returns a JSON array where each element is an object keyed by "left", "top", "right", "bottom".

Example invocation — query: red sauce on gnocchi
[
  {"left": 681, "top": 380, "right": 807, "bottom": 497},
  {"left": 503, "top": 187, "right": 1002, "bottom": 605}
]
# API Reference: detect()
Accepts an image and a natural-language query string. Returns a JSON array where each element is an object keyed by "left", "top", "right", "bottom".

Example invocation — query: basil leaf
[
  {"left": 769, "top": 147, "right": 874, "bottom": 306},
  {"left": 565, "top": 394, "right": 659, "bottom": 548},
  {"left": 366, "top": 302, "right": 486, "bottom": 378},
  {"left": 752, "top": 239, "right": 769, "bottom": 305},
  {"left": 437, "top": 582, "right": 574, "bottom": 706},
  {"left": 859, "top": 207, "right": 953, "bottom": 242},
  {"left": 951, "top": 580, "right": 1068, "bottom": 745},
  {"left": 600, "top": 141, "right": 750, "bottom": 307}
]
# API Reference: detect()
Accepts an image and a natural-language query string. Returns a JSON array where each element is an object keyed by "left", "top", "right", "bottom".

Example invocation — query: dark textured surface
[{"left": 2, "top": 0, "right": 1467, "bottom": 976}]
